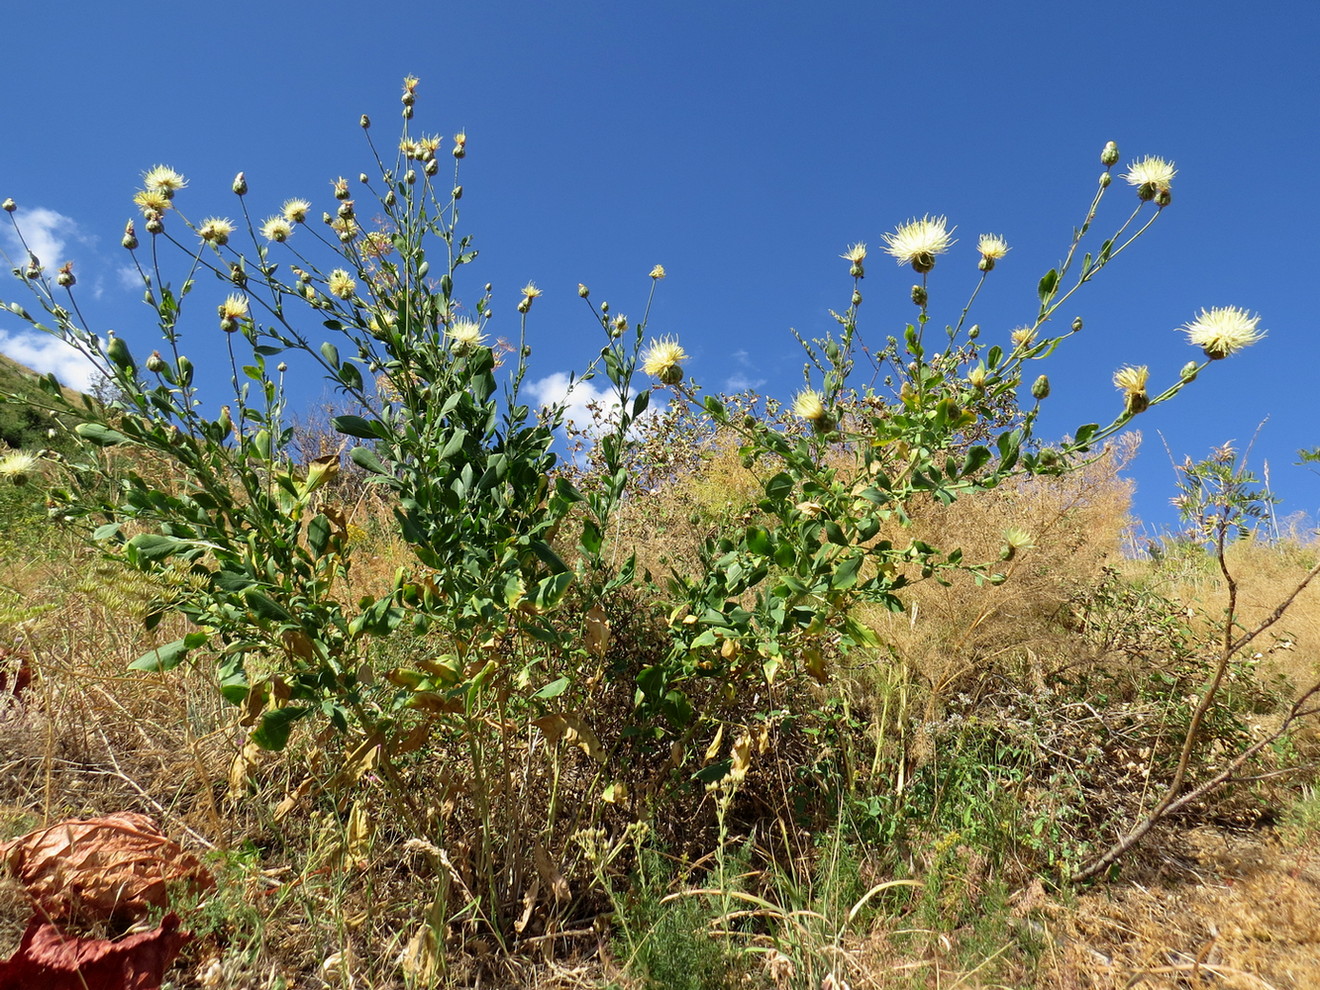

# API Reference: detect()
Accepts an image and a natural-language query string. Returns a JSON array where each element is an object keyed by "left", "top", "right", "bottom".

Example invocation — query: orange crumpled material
[
  {"left": 0, "top": 811, "right": 214, "bottom": 922},
  {"left": 0, "top": 913, "right": 190, "bottom": 990}
]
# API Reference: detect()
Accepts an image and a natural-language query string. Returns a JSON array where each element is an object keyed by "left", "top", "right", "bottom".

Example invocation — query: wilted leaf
[
  {"left": 0, "top": 913, "right": 190, "bottom": 990},
  {"left": 0, "top": 813, "right": 213, "bottom": 923},
  {"left": 343, "top": 801, "right": 372, "bottom": 870},
  {"left": 584, "top": 605, "right": 610, "bottom": 657},
  {"left": 533, "top": 842, "right": 571, "bottom": 903},
  {"left": 533, "top": 713, "right": 605, "bottom": 762}
]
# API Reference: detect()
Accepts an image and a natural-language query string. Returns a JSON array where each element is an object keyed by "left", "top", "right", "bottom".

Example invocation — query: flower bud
[
  {"left": 122, "top": 221, "right": 138, "bottom": 250},
  {"left": 452, "top": 185, "right": 463, "bottom": 200},
  {"left": 405, "top": 169, "right": 417, "bottom": 185},
  {"left": 1071, "top": 316, "right": 1083, "bottom": 332},
  {"left": 1099, "top": 172, "right": 1112, "bottom": 188},
  {"left": 2, "top": 198, "right": 15, "bottom": 212},
  {"left": 145, "top": 215, "right": 164, "bottom": 234},
  {"left": 1179, "top": 361, "right": 1199, "bottom": 382},
  {"left": 146, "top": 350, "right": 167, "bottom": 374},
  {"left": 578, "top": 283, "right": 589, "bottom": 298},
  {"left": 424, "top": 158, "right": 439, "bottom": 177},
  {"left": 277, "top": 362, "right": 288, "bottom": 373},
  {"left": 910, "top": 284, "right": 927, "bottom": 307},
  {"left": 359, "top": 173, "right": 369, "bottom": 184},
  {"left": 517, "top": 297, "right": 531, "bottom": 314},
  {"left": 177, "top": 356, "right": 194, "bottom": 386},
  {"left": 360, "top": 114, "right": 371, "bottom": 129},
  {"left": 106, "top": 334, "right": 135, "bottom": 372},
  {"left": 56, "top": 263, "right": 75, "bottom": 288},
  {"left": 600, "top": 301, "right": 610, "bottom": 313},
  {"left": 1155, "top": 187, "right": 1172, "bottom": 207},
  {"left": 337, "top": 201, "right": 354, "bottom": 219},
  {"left": 1100, "top": 141, "right": 1120, "bottom": 167},
  {"left": 967, "top": 324, "right": 980, "bottom": 340},
  {"left": 402, "top": 104, "right": 414, "bottom": 119},
  {"left": 851, "top": 290, "right": 862, "bottom": 306},
  {"left": 1030, "top": 374, "right": 1050, "bottom": 400},
  {"left": 385, "top": 190, "right": 396, "bottom": 207},
  {"left": 452, "top": 132, "right": 467, "bottom": 158},
  {"left": 232, "top": 172, "right": 247, "bottom": 195}
]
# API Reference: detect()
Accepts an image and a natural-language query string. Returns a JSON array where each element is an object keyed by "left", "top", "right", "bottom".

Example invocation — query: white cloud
[
  {"left": 0, "top": 328, "right": 102, "bottom": 391},
  {"left": 526, "top": 372, "right": 619, "bottom": 432},
  {"left": 1, "top": 206, "right": 82, "bottom": 272}
]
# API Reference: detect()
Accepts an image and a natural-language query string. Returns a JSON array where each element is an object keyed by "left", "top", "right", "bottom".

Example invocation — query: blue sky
[{"left": 2, "top": 1, "right": 1317, "bottom": 535}]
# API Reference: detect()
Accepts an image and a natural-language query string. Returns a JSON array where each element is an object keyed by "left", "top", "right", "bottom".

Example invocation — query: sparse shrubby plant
[{"left": 3, "top": 77, "right": 1300, "bottom": 984}]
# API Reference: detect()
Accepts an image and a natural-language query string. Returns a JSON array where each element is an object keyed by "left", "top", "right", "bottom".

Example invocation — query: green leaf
[
  {"left": 764, "top": 472, "right": 794, "bottom": 503},
  {"left": 534, "top": 571, "right": 574, "bottom": 610},
  {"left": 244, "top": 590, "right": 293, "bottom": 622},
  {"left": 745, "top": 525, "right": 773, "bottom": 556},
  {"left": 961, "top": 445, "right": 991, "bottom": 476},
  {"left": 534, "top": 676, "right": 571, "bottom": 700},
  {"left": 127, "top": 533, "right": 189, "bottom": 562},
  {"left": 75, "top": 422, "right": 129, "bottom": 446},
  {"left": 333, "top": 415, "right": 379, "bottom": 439},
  {"left": 1073, "top": 423, "right": 1099, "bottom": 446},
  {"left": 693, "top": 759, "right": 733, "bottom": 784},
  {"left": 92, "top": 522, "right": 122, "bottom": 541},
  {"left": 307, "top": 513, "right": 331, "bottom": 557},
  {"left": 439, "top": 429, "right": 468, "bottom": 462},
  {"left": 1037, "top": 268, "right": 1059, "bottom": 304},
  {"left": 129, "top": 637, "right": 193, "bottom": 672},
  {"left": 349, "top": 446, "right": 389, "bottom": 475},
  {"left": 320, "top": 341, "right": 341, "bottom": 368},
  {"left": 252, "top": 706, "right": 310, "bottom": 751}
]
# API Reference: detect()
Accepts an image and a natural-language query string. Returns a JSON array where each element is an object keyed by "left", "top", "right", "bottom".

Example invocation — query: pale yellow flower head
[
  {"left": 0, "top": 450, "right": 41, "bottom": 484},
  {"left": 328, "top": 269, "right": 357, "bottom": 300},
  {"left": 1113, "top": 364, "right": 1150, "bottom": 414},
  {"left": 840, "top": 243, "right": 867, "bottom": 264},
  {"left": 142, "top": 165, "right": 187, "bottom": 196},
  {"left": 1181, "top": 306, "right": 1264, "bottom": 359},
  {"left": 1122, "top": 156, "right": 1176, "bottom": 199},
  {"left": 792, "top": 388, "right": 828, "bottom": 423},
  {"left": 883, "top": 216, "right": 955, "bottom": 273},
  {"left": 1010, "top": 326, "right": 1037, "bottom": 348},
  {"left": 282, "top": 198, "right": 312, "bottom": 223},
  {"left": 218, "top": 294, "right": 249, "bottom": 320},
  {"left": 259, "top": 216, "right": 293, "bottom": 242},
  {"left": 641, "top": 335, "right": 688, "bottom": 384},
  {"left": 447, "top": 319, "right": 487, "bottom": 353},
  {"left": 133, "top": 190, "right": 172, "bottom": 217},
  {"left": 977, "top": 234, "right": 1009, "bottom": 261},
  {"left": 521, "top": 282, "right": 543, "bottom": 299},
  {"left": 649, "top": 264, "right": 666, "bottom": 279},
  {"left": 198, "top": 217, "right": 235, "bottom": 245}
]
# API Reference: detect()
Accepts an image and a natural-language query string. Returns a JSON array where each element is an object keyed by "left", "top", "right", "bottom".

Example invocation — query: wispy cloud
[
  {"left": 525, "top": 372, "right": 620, "bottom": 432},
  {"left": 723, "top": 348, "right": 765, "bottom": 393},
  {"left": 0, "top": 328, "right": 101, "bottom": 391},
  {"left": 0, "top": 206, "right": 84, "bottom": 272}
]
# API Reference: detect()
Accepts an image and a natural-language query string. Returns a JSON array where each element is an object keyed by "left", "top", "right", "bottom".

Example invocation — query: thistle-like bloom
[
  {"left": 882, "top": 216, "right": 955, "bottom": 273},
  {"left": 1181, "top": 306, "right": 1264, "bottom": 359},
  {"left": 218, "top": 294, "right": 249, "bottom": 320},
  {"left": 282, "top": 198, "right": 312, "bottom": 223},
  {"left": 521, "top": 282, "right": 542, "bottom": 299},
  {"left": 840, "top": 243, "right": 867, "bottom": 265},
  {"left": 1010, "top": 326, "right": 1037, "bottom": 349},
  {"left": 328, "top": 269, "right": 357, "bottom": 300},
  {"left": 976, "top": 234, "right": 1009, "bottom": 272},
  {"left": 260, "top": 216, "right": 294, "bottom": 242},
  {"left": 133, "top": 190, "right": 172, "bottom": 217},
  {"left": 141, "top": 165, "right": 187, "bottom": 196},
  {"left": 447, "top": 319, "right": 487, "bottom": 353},
  {"left": 0, "top": 450, "right": 40, "bottom": 485},
  {"left": 1122, "top": 156, "right": 1176, "bottom": 200},
  {"left": 198, "top": 217, "right": 235, "bottom": 245},
  {"left": 966, "top": 366, "right": 987, "bottom": 389},
  {"left": 1113, "top": 365, "right": 1150, "bottom": 415},
  {"left": 649, "top": 264, "right": 666, "bottom": 279},
  {"left": 792, "top": 388, "right": 827, "bottom": 424},
  {"left": 641, "top": 335, "right": 688, "bottom": 384}
]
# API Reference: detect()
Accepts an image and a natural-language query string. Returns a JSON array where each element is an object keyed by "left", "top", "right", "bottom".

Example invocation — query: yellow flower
[
  {"left": 0, "top": 450, "right": 40, "bottom": 485},
  {"left": 641, "top": 335, "right": 688, "bottom": 384},
  {"left": 198, "top": 217, "right": 235, "bottom": 245},
  {"left": 260, "top": 216, "right": 293, "bottom": 242},
  {"left": 792, "top": 388, "right": 827, "bottom": 423},
  {"left": 1112, "top": 365, "right": 1150, "bottom": 414},
  {"left": 882, "top": 216, "right": 955, "bottom": 273},
  {"left": 1123, "top": 156, "right": 1176, "bottom": 200},
  {"left": 328, "top": 269, "right": 357, "bottom": 300},
  {"left": 649, "top": 264, "right": 666, "bottom": 279},
  {"left": 218, "top": 294, "right": 249, "bottom": 320},
  {"left": 1181, "top": 306, "right": 1264, "bottom": 359},
  {"left": 141, "top": 165, "right": 187, "bottom": 196},
  {"left": 977, "top": 234, "right": 1009, "bottom": 263},
  {"left": 521, "top": 282, "right": 543, "bottom": 299},
  {"left": 447, "top": 319, "right": 487, "bottom": 353},
  {"left": 282, "top": 198, "right": 312, "bottom": 223},
  {"left": 966, "top": 366, "right": 987, "bottom": 389},
  {"left": 133, "top": 190, "right": 172, "bottom": 217},
  {"left": 402, "top": 75, "right": 420, "bottom": 96},
  {"left": 840, "top": 243, "right": 867, "bottom": 264},
  {"left": 1010, "top": 326, "right": 1037, "bottom": 348}
]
